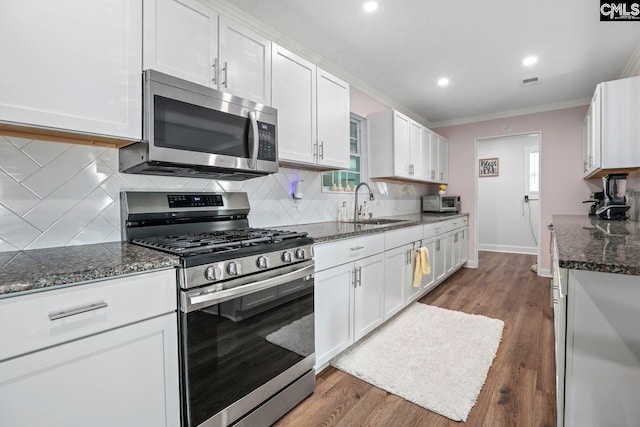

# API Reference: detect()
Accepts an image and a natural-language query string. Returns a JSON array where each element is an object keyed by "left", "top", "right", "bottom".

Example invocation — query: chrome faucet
[{"left": 353, "top": 182, "right": 374, "bottom": 223}]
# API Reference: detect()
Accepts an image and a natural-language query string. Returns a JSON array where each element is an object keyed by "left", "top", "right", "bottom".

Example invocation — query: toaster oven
[{"left": 422, "top": 195, "right": 460, "bottom": 213}]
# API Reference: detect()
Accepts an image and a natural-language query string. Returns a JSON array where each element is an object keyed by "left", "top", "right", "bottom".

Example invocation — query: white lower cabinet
[
  {"left": 314, "top": 234, "right": 384, "bottom": 368},
  {"left": 0, "top": 270, "right": 180, "bottom": 427},
  {"left": 314, "top": 218, "right": 469, "bottom": 370}
]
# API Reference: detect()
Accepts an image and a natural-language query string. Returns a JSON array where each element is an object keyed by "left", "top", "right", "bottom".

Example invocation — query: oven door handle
[{"left": 184, "top": 264, "right": 314, "bottom": 312}]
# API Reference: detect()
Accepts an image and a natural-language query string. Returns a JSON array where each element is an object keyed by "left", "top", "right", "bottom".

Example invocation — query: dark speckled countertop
[
  {"left": 0, "top": 242, "right": 179, "bottom": 298},
  {"left": 277, "top": 212, "right": 469, "bottom": 243},
  {"left": 553, "top": 215, "right": 640, "bottom": 275}
]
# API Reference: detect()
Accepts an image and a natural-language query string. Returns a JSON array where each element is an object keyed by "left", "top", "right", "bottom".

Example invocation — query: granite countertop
[
  {"left": 278, "top": 212, "right": 469, "bottom": 243},
  {"left": 553, "top": 214, "right": 640, "bottom": 275},
  {"left": 0, "top": 242, "right": 179, "bottom": 298}
]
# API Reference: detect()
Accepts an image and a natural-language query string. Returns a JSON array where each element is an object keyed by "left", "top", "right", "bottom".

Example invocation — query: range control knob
[
  {"left": 256, "top": 256, "right": 269, "bottom": 269},
  {"left": 281, "top": 251, "right": 293, "bottom": 263},
  {"left": 295, "top": 248, "right": 306, "bottom": 260},
  {"left": 204, "top": 265, "right": 222, "bottom": 281},
  {"left": 227, "top": 261, "right": 241, "bottom": 276}
]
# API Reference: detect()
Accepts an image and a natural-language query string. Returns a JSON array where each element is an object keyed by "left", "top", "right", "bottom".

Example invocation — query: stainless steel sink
[{"left": 347, "top": 218, "right": 408, "bottom": 225}]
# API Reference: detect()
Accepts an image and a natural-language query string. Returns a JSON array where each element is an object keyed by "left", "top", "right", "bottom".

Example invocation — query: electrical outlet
[{"left": 524, "top": 195, "right": 529, "bottom": 203}]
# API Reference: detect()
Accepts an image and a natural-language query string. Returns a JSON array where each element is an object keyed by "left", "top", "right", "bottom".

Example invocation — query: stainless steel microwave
[
  {"left": 119, "top": 70, "right": 278, "bottom": 180},
  {"left": 422, "top": 195, "right": 461, "bottom": 213}
]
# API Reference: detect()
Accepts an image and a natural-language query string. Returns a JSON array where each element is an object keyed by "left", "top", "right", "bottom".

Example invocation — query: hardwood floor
[{"left": 274, "top": 251, "right": 556, "bottom": 427}]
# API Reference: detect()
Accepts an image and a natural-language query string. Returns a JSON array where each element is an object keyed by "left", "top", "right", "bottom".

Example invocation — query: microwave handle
[{"left": 248, "top": 111, "right": 259, "bottom": 169}]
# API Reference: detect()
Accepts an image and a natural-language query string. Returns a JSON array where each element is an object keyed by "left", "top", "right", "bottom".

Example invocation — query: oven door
[
  {"left": 179, "top": 262, "right": 315, "bottom": 427},
  {"left": 144, "top": 70, "right": 278, "bottom": 174}
]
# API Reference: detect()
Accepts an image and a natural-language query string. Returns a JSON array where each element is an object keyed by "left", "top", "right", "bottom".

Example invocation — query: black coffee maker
[{"left": 595, "top": 173, "right": 630, "bottom": 220}]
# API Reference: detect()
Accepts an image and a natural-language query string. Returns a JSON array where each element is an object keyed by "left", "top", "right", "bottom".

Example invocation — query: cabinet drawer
[
  {"left": 315, "top": 233, "right": 385, "bottom": 272},
  {"left": 385, "top": 225, "right": 423, "bottom": 250},
  {"left": 0, "top": 269, "right": 176, "bottom": 362}
]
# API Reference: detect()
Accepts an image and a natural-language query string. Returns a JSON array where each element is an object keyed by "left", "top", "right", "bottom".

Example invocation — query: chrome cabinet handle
[
  {"left": 49, "top": 301, "right": 108, "bottom": 321},
  {"left": 313, "top": 141, "right": 318, "bottom": 162},
  {"left": 353, "top": 269, "right": 357, "bottom": 288},
  {"left": 357, "top": 266, "right": 362, "bottom": 287},
  {"left": 350, "top": 246, "right": 364, "bottom": 251},
  {"left": 247, "top": 111, "right": 259, "bottom": 169},
  {"left": 212, "top": 58, "right": 218, "bottom": 84},
  {"left": 319, "top": 141, "right": 324, "bottom": 160},
  {"left": 222, "top": 61, "right": 228, "bottom": 88}
]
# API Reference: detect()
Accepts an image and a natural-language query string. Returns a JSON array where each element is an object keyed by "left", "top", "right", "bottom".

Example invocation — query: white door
[
  {"left": 271, "top": 44, "right": 316, "bottom": 165},
  {"left": 354, "top": 253, "right": 385, "bottom": 341},
  {"left": 0, "top": 314, "right": 179, "bottom": 427},
  {"left": 316, "top": 68, "right": 350, "bottom": 169},
  {"left": 143, "top": 0, "right": 218, "bottom": 87},
  {"left": 314, "top": 263, "right": 354, "bottom": 368},
  {"left": 218, "top": 16, "right": 271, "bottom": 105}
]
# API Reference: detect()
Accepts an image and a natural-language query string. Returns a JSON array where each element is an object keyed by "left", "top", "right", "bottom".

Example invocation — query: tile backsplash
[{"left": 0, "top": 136, "right": 431, "bottom": 252}]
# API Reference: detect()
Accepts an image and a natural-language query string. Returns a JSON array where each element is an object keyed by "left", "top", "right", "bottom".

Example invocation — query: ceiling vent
[{"left": 521, "top": 77, "right": 540, "bottom": 87}]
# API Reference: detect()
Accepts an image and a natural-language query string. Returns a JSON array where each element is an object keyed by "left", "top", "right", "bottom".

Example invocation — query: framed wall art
[{"left": 479, "top": 158, "right": 499, "bottom": 177}]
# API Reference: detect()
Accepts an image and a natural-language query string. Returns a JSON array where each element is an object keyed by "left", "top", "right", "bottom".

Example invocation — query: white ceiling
[{"left": 224, "top": 0, "right": 640, "bottom": 126}]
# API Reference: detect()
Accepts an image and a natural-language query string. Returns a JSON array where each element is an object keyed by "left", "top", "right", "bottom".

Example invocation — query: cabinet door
[
  {"left": 354, "top": 253, "right": 385, "bottom": 341},
  {"left": 314, "top": 263, "right": 354, "bottom": 368},
  {"left": 272, "top": 44, "right": 316, "bottom": 165},
  {"left": 409, "top": 121, "right": 423, "bottom": 179},
  {"left": 438, "top": 137, "right": 449, "bottom": 183},
  {"left": 586, "top": 90, "right": 600, "bottom": 175},
  {"left": 393, "top": 112, "right": 411, "bottom": 178},
  {"left": 317, "top": 68, "right": 350, "bottom": 169},
  {"left": 143, "top": 0, "right": 218, "bottom": 88},
  {"left": 421, "top": 128, "right": 433, "bottom": 181},
  {"left": 421, "top": 239, "right": 437, "bottom": 294},
  {"left": 429, "top": 133, "right": 439, "bottom": 182},
  {"left": 0, "top": 0, "right": 142, "bottom": 140},
  {"left": 446, "top": 233, "right": 455, "bottom": 274},
  {"left": 459, "top": 227, "right": 468, "bottom": 266},
  {"left": 0, "top": 313, "right": 179, "bottom": 427},
  {"left": 218, "top": 16, "right": 271, "bottom": 105},
  {"left": 433, "top": 236, "right": 447, "bottom": 282},
  {"left": 384, "top": 245, "right": 410, "bottom": 319}
]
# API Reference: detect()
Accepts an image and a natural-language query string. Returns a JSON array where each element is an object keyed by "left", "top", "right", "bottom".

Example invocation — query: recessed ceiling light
[
  {"left": 523, "top": 56, "right": 538, "bottom": 66},
  {"left": 363, "top": 1, "right": 378, "bottom": 12},
  {"left": 437, "top": 78, "right": 449, "bottom": 87}
]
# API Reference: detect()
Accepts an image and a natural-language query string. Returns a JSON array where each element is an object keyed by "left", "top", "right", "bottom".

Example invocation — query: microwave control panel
[{"left": 257, "top": 122, "right": 277, "bottom": 161}]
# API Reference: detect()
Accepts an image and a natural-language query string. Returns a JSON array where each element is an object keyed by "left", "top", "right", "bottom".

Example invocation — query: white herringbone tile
[
  {"left": 0, "top": 205, "right": 41, "bottom": 249},
  {"left": 0, "top": 139, "right": 40, "bottom": 181}
]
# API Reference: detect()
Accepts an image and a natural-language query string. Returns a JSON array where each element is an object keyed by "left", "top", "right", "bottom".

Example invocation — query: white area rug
[
  {"left": 331, "top": 303, "right": 504, "bottom": 422},
  {"left": 266, "top": 313, "right": 314, "bottom": 356}
]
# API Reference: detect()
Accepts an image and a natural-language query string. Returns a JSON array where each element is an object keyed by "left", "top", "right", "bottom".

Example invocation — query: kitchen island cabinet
[
  {"left": 0, "top": 269, "right": 180, "bottom": 427},
  {"left": 552, "top": 215, "right": 640, "bottom": 427}
]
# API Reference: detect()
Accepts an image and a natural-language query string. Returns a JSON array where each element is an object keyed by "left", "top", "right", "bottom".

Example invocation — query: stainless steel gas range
[{"left": 121, "top": 191, "right": 315, "bottom": 427}]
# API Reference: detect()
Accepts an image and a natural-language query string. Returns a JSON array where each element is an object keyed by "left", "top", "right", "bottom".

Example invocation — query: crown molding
[{"left": 430, "top": 97, "right": 591, "bottom": 129}]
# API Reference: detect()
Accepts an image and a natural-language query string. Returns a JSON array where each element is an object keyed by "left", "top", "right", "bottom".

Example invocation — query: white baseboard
[
  {"left": 478, "top": 244, "right": 537, "bottom": 255},
  {"left": 537, "top": 268, "right": 552, "bottom": 278},
  {"left": 464, "top": 260, "right": 478, "bottom": 268}
]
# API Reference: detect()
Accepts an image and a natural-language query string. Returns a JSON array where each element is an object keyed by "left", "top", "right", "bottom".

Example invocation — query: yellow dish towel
[{"left": 412, "top": 247, "right": 431, "bottom": 287}]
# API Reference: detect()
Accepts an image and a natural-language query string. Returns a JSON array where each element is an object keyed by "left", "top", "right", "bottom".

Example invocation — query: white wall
[{"left": 477, "top": 134, "right": 540, "bottom": 254}]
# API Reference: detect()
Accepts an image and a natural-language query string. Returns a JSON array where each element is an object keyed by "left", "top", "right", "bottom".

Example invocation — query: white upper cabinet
[
  {"left": 143, "top": 0, "right": 218, "bottom": 88},
  {"left": 0, "top": 0, "right": 142, "bottom": 141},
  {"left": 369, "top": 110, "right": 447, "bottom": 183},
  {"left": 316, "top": 69, "right": 350, "bottom": 169},
  {"left": 218, "top": 15, "right": 271, "bottom": 105},
  {"left": 583, "top": 76, "right": 640, "bottom": 178},
  {"left": 272, "top": 45, "right": 316, "bottom": 165},
  {"left": 144, "top": 0, "right": 271, "bottom": 105},
  {"left": 272, "top": 44, "right": 349, "bottom": 169}
]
